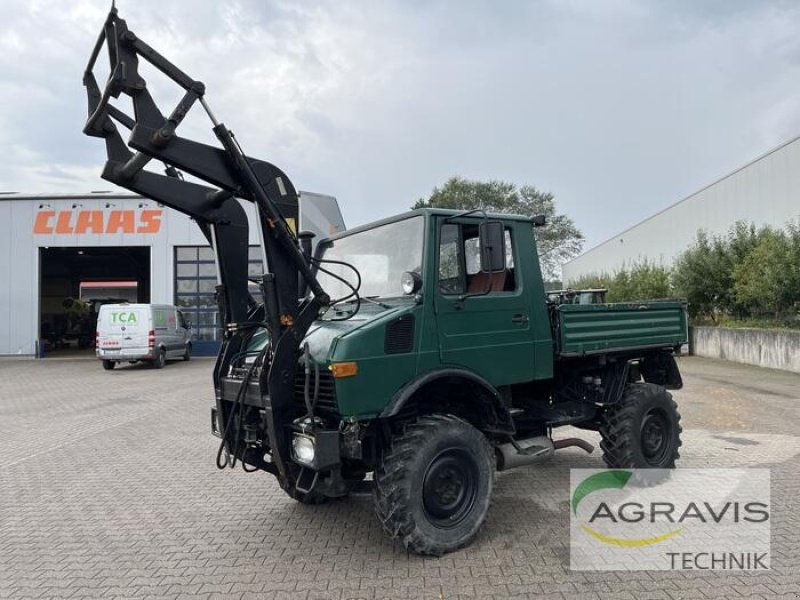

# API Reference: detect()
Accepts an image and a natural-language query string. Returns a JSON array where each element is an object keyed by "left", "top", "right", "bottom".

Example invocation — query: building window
[{"left": 174, "top": 246, "right": 263, "bottom": 342}]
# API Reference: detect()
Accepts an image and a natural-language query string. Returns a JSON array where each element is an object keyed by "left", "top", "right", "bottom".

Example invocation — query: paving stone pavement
[{"left": 0, "top": 355, "right": 798, "bottom": 599}]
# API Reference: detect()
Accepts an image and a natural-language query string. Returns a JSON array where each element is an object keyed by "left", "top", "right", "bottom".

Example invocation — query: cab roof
[{"left": 320, "top": 208, "right": 535, "bottom": 243}]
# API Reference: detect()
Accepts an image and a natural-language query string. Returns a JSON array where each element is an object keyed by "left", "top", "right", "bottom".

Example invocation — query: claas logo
[{"left": 33, "top": 209, "right": 162, "bottom": 234}]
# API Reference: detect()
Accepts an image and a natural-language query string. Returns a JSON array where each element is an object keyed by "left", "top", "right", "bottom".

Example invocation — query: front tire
[
  {"left": 600, "top": 383, "right": 682, "bottom": 469},
  {"left": 373, "top": 414, "right": 494, "bottom": 556},
  {"left": 183, "top": 344, "right": 191, "bottom": 361}
]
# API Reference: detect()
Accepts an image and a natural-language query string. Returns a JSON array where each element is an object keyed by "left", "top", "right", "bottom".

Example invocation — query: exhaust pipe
[
  {"left": 497, "top": 436, "right": 595, "bottom": 471},
  {"left": 554, "top": 437, "right": 594, "bottom": 454},
  {"left": 497, "top": 436, "right": 554, "bottom": 471}
]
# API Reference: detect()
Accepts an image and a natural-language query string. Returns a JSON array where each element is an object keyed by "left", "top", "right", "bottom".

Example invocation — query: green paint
[{"left": 285, "top": 210, "right": 688, "bottom": 420}]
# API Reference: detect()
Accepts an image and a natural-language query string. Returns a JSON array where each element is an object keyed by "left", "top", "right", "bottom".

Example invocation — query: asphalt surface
[{"left": 0, "top": 355, "right": 798, "bottom": 599}]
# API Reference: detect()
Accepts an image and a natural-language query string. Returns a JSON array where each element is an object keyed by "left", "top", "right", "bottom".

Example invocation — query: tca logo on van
[
  {"left": 33, "top": 209, "right": 162, "bottom": 234},
  {"left": 111, "top": 311, "right": 138, "bottom": 324}
]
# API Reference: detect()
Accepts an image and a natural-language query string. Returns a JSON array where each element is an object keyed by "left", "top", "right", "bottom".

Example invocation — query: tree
[
  {"left": 672, "top": 231, "right": 730, "bottom": 321},
  {"left": 672, "top": 222, "right": 770, "bottom": 320},
  {"left": 733, "top": 230, "right": 798, "bottom": 319},
  {"left": 413, "top": 177, "right": 583, "bottom": 281},
  {"left": 569, "top": 260, "right": 671, "bottom": 302}
]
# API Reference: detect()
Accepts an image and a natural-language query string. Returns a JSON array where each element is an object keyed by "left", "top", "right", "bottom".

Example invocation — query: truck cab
[{"left": 297, "top": 209, "right": 556, "bottom": 420}]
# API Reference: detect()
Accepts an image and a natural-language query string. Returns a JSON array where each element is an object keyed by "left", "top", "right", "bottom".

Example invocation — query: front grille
[{"left": 294, "top": 363, "right": 339, "bottom": 418}]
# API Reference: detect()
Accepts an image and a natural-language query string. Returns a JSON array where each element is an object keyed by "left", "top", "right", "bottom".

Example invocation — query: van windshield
[{"left": 315, "top": 216, "right": 424, "bottom": 301}]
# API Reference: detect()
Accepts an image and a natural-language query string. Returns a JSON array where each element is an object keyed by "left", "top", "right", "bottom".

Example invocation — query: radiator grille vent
[
  {"left": 294, "top": 365, "right": 339, "bottom": 417},
  {"left": 384, "top": 315, "right": 415, "bottom": 354}
]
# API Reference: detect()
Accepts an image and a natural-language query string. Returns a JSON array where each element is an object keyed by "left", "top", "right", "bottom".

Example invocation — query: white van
[{"left": 96, "top": 303, "right": 192, "bottom": 370}]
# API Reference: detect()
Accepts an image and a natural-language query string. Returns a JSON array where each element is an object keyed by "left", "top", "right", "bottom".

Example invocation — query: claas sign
[{"left": 33, "top": 209, "right": 162, "bottom": 234}]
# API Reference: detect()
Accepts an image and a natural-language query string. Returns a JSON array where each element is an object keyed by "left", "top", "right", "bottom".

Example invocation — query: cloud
[{"left": 1, "top": 0, "right": 799, "bottom": 250}]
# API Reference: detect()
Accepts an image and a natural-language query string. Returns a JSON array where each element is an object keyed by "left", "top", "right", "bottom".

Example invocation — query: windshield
[{"left": 316, "top": 216, "right": 424, "bottom": 301}]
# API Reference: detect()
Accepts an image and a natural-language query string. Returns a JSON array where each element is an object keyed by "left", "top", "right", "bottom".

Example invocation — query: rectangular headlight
[{"left": 292, "top": 433, "right": 316, "bottom": 467}]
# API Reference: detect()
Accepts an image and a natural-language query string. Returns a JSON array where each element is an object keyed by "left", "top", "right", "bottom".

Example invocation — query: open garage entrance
[{"left": 39, "top": 246, "right": 150, "bottom": 357}]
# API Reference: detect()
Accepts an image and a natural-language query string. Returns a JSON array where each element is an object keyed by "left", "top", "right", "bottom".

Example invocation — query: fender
[
  {"left": 381, "top": 368, "right": 515, "bottom": 434},
  {"left": 641, "top": 352, "right": 683, "bottom": 390}
]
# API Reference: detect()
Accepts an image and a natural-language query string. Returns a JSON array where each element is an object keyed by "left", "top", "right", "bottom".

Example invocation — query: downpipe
[{"left": 496, "top": 436, "right": 594, "bottom": 471}]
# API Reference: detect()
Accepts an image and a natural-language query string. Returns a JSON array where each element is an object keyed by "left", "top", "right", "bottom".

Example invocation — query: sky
[{"left": 2, "top": 0, "right": 800, "bottom": 251}]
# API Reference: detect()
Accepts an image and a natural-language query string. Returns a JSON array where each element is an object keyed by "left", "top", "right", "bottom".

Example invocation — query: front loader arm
[
  {"left": 82, "top": 6, "right": 329, "bottom": 331},
  {"left": 82, "top": 6, "right": 333, "bottom": 482}
]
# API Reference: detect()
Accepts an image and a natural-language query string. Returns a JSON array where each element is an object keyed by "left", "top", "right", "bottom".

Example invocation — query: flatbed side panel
[{"left": 557, "top": 301, "right": 688, "bottom": 356}]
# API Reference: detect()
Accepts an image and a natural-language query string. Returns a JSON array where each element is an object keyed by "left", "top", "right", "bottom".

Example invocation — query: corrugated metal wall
[{"left": 563, "top": 136, "right": 800, "bottom": 283}]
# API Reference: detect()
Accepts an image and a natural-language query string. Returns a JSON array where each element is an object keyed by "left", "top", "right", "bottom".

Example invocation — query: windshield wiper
[
  {"left": 328, "top": 296, "right": 392, "bottom": 312},
  {"left": 362, "top": 296, "right": 393, "bottom": 309}
]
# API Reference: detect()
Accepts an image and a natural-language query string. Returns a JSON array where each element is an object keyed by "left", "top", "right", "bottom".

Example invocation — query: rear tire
[
  {"left": 102, "top": 360, "right": 115, "bottom": 371},
  {"left": 600, "top": 383, "right": 682, "bottom": 469},
  {"left": 152, "top": 348, "right": 166, "bottom": 369},
  {"left": 373, "top": 414, "right": 494, "bottom": 556},
  {"left": 183, "top": 344, "right": 192, "bottom": 361}
]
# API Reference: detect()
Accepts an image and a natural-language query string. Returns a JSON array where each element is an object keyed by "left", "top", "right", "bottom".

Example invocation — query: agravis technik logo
[
  {"left": 572, "top": 470, "right": 683, "bottom": 547},
  {"left": 570, "top": 469, "right": 770, "bottom": 571}
]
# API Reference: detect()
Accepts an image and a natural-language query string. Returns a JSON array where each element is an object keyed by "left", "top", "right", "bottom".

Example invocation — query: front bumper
[{"left": 209, "top": 406, "right": 341, "bottom": 471}]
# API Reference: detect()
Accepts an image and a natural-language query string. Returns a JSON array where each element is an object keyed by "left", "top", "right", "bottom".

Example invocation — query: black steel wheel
[
  {"left": 102, "top": 360, "right": 115, "bottom": 371},
  {"left": 600, "top": 383, "right": 682, "bottom": 469},
  {"left": 422, "top": 449, "right": 479, "bottom": 528},
  {"left": 640, "top": 408, "right": 671, "bottom": 463},
  {"left": 373, "top": 414, "right": 494, "bottom": 556}
]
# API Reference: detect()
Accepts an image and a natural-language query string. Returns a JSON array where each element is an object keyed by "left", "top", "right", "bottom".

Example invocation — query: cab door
[{"left": 434, "top": 219, "right": 536, "bottom": 386}]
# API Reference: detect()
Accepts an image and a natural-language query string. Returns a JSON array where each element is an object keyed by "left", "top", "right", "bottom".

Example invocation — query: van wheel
[
  {"left": 102, "top": 360, "right": 115, "bottom": 371},
  {"left": 373, "top": 414, "right": 494, "bottom": 556},
  {"left": 183, "top": 344, "right": 192, "bottom": 361},
  {"left": 152, "top": 348, "right": 166, "bottom": 369}
]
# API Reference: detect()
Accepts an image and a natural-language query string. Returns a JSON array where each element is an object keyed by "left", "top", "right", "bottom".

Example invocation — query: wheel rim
[
  {"left": 640, "top": 408, "right": 671, "bottom": 465},
  {"left": 422, "top": 448, "right": 478, "bottom": 528}
]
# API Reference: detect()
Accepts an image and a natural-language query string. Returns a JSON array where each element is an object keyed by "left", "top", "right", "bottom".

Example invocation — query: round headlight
[{"left": 401, "top": 271, "right": 421, "bottom": 295}]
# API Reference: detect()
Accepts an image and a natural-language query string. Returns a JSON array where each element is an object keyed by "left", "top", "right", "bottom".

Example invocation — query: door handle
[{"left": 511, "top": 314, "right": 529, "bottom": 324}]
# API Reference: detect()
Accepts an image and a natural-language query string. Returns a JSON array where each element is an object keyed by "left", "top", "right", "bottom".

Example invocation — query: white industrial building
[
  {"left": 563, "top": 135, "right": 800, "bottom": 283},
  {"left": 0, "top": 191, "right": 344, "bottom": 357}
]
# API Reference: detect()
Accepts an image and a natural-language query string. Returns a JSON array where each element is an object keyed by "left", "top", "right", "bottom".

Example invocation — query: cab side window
[
  {"left": 438, "top": 223, "right": 517, "bottom": 294},
  {"left": 438, "top": 223, "right": 464, "bottom": 294}
]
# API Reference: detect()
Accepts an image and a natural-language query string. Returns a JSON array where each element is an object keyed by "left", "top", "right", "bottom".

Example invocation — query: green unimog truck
[{"left": 83, "top": 7, "right": 688, "bottom": 556}]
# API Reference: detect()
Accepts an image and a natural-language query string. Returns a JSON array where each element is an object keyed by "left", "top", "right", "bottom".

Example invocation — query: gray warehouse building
[
  {"left": 563, "top": 135, "right": 800, "bottom": 283},
  {"left": 0, "top": 191, "right": 344, "bottom": 357}
]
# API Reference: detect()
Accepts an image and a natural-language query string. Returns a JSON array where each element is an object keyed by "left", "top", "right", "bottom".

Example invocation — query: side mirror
[
  {"left": 479, "top": 221, "right": 506, "bottom": 273},
  {"left": 532, "top": 215, "right": 546, "bottom": 227}
]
